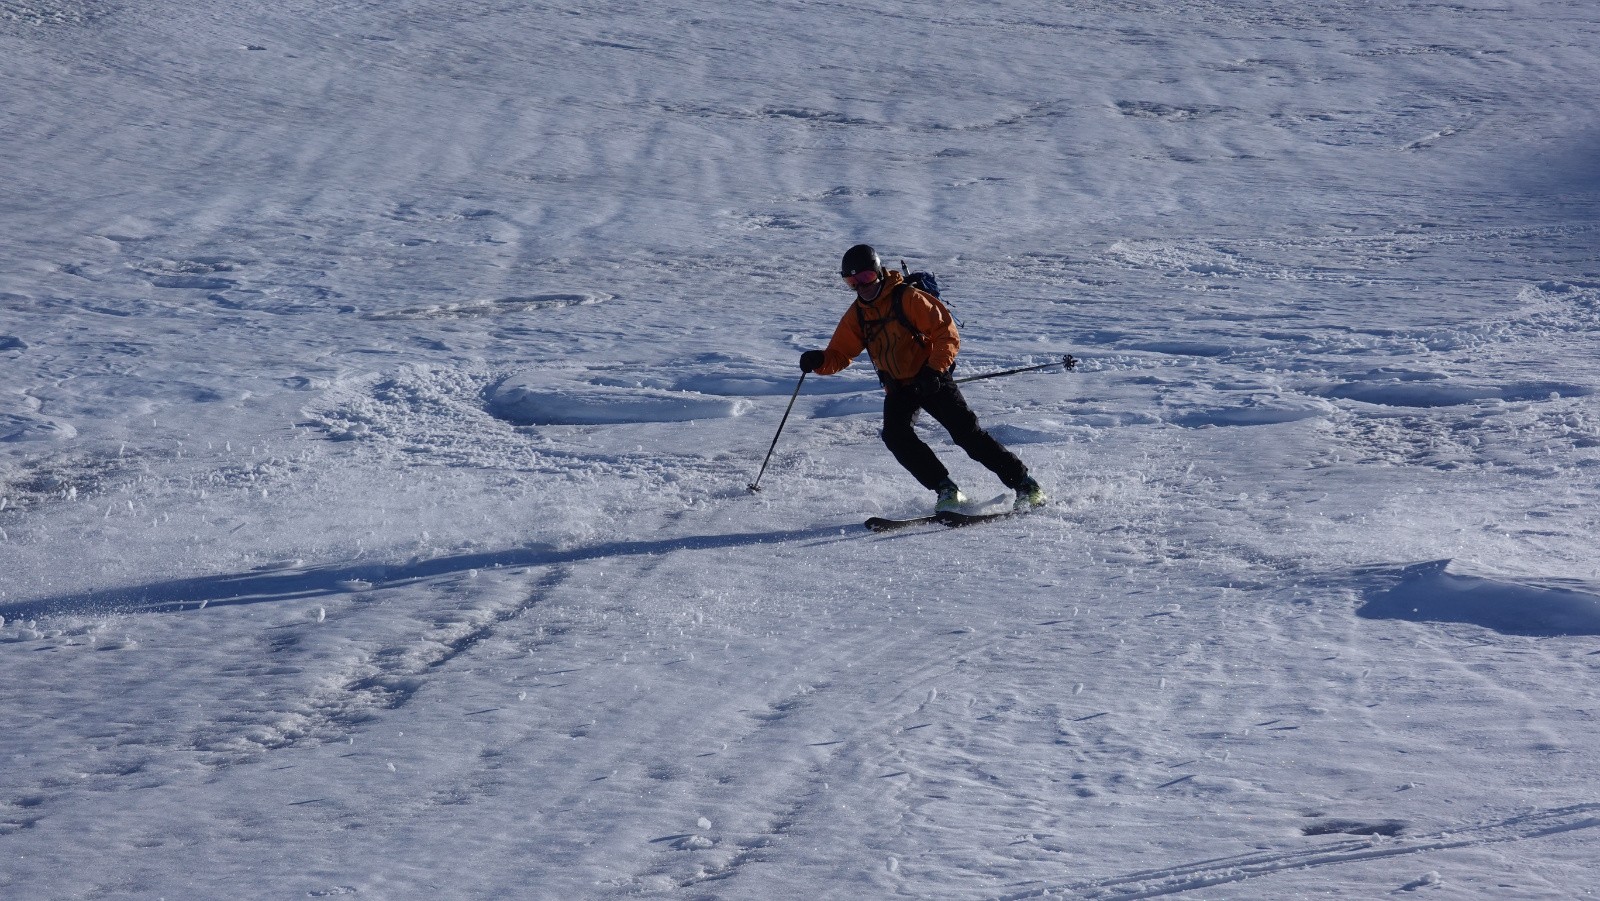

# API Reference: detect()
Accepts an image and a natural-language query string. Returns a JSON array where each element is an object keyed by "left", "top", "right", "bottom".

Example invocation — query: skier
[{"left": 800, "top": 244, "right": 1047, "bottom": 513}]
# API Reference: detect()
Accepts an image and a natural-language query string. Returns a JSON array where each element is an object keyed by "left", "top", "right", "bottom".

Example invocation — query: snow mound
[
  {"left": 1359, "top": 560, "right": 1600, "bottom": 636},
  {"left": 487, "top": 373, "right": 750, "bottom": 426},
  {"left": 1, "top": 412, "right": 76, "bottom": 442},
  {"left": 1316, "top": 379, "right": 1593, "bottom": 409},
  {"left": 1168, "top": 397, "right": 1335, "bottom": 428},
  {"left": 581, "top": 355, "right": 868, "bottom": 399},
  {"left": 812, "top": 394, "right": 881, "bottom": 418},
  {"left": 673, "top": 374, "right": 797, "bottom": 397},
  {"left": 988, "top": 422, "right": 1076, "bottom": 445},
  {"left": 1125, "top": 339, "right": 1240, "bottom": 358}
]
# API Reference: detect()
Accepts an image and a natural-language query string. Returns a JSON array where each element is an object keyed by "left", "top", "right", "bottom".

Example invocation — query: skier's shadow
[{"left": 1, "top": 525, "right": 850, "bottom": 620}]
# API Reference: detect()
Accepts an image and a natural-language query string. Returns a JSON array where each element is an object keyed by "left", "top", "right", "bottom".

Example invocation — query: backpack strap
[
  {"left": 855, "top": 283, "right": 927, "bottom": 350},
  {"left": 890, "top": 283, "right": 926, "bottom": 346}
]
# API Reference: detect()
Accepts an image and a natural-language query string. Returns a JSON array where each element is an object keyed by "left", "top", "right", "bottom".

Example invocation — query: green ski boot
[
  {"left": 934, "top": 479, "right": 968, "bottom": 513},
  {"left": 1013, "top": 477, "right": 1047, "bottom": 512}
]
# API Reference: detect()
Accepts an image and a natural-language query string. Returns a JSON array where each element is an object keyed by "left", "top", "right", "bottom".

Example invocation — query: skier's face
[{"left": 843, "top": 268, "right": 883, "bottom": 302}]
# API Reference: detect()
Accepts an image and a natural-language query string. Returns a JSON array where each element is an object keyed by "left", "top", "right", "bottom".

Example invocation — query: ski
[
  {"left": 935, "top": 509, "right": 1022, "bottom": 528},
  {"left": 864, "top": 494, "right": 1015, "bottom": 532},
  {"left": 864, "top": 514, "right": 942, "bottom": 532}
]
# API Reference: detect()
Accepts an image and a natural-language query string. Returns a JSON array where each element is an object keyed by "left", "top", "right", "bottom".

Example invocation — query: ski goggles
[{"left": 841, "top": 269, "right": 880, "bottom": 288}]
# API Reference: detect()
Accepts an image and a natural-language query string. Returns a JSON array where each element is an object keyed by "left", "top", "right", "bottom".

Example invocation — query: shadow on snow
[{"left": 1, "top": 525, "right": 849, "bottom": 621}]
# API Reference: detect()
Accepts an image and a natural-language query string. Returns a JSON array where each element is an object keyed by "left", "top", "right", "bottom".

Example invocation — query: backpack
[
  {"left": 898, "top": 261, "right": 962, "bottom": 327},
  {"left": 901, "top": 263, "right": 940, "bottom": 300}
]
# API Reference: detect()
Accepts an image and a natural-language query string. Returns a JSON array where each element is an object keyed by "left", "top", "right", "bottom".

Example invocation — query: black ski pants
[{"left": 881, "top": 371, "right": 1029, "bottom": 491}]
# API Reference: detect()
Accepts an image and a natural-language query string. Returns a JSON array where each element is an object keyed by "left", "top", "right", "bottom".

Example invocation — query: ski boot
[
  {"left": 1013, "top": 476, "right": 1047, "bottom": 512},
  {"left": 934, "top": 479, "right": 967, "bottom": 513}
]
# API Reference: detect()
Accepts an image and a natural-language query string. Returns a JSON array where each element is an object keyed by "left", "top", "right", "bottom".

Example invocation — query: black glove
[
  {"left": 799, "top": 349, "right": 825, "bottom": 373},
  {"left": 912, "top": 365, "right": 948, "bottom": 395}
]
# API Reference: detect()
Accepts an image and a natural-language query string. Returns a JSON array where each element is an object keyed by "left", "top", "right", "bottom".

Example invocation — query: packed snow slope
[{"left": 4, "top": 0, "right": 1600, "bottom": 898}]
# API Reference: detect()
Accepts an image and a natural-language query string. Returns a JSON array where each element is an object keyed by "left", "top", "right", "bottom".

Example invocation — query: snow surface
[{"left": 4, "top": 0, "right": 1600, "bottom": 898}]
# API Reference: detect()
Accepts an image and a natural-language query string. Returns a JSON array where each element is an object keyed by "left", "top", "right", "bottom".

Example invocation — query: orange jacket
[{"left": 814, "top": 271, "right": 959, "bottom": 384}]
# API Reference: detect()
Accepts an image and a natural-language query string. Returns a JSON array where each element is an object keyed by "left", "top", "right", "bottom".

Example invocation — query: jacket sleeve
[
  {"left": 816, "top": 307, "right": 865, "bottom": 375},
  {"left": 905, "top": 289, "right": 960, "bottom": 372}
]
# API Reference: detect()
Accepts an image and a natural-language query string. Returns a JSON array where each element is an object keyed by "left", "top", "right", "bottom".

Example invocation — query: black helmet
[{"left": 840, "top": 244, "right": 881, "bottom": 278}]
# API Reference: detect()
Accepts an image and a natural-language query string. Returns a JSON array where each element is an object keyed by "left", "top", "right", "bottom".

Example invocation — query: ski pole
[
  {"left": 954, "top": 354, "right": 1078, "bottom": 385},
  {"left": 747, "top": 372, "right": 806, "bottom": 493}
]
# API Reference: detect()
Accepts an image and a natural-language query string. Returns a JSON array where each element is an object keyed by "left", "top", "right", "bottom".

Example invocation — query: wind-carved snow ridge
[
  {"left": 0, "top": 388, "right": 72, "bottom": 446},
  {"left": 364, "top": 292, "right": 610, "bottom": 321},
  {"left": 1358, "top": 560, "right": 1600, "bottom": 637},
  {"left": 297, "top": 361, "right": 780, "bottom": 514},
  {"left": 310, "top": 363, "right": 756, "bottom": 449},
  {"left": 0, "top": 411, "right": 77, "bottom": 443},
  {"left": 1166, "top": 396, "right": 1335, "bottom": 428},
  {"left": 487, "top": 371, "right": 750, "bottom": 426},
  {"left": 1313, "top": 376, "right": 1594, "bottom": 409}
]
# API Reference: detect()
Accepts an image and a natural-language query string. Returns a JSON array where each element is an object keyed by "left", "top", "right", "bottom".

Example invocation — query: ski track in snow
[{"left": 994, "top": 804, "right": 1600, "bottom": 900}]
